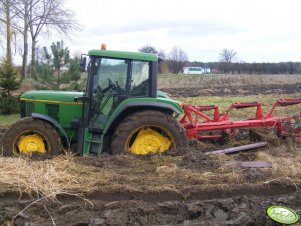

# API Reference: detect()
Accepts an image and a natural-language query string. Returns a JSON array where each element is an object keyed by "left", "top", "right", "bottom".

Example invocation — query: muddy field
[
  {"left": 161, "top": 83, "right": 301, "bottom": 97},
  {"left": 1, "top": 141, "right": 301, "bottom": 226},
  {"left": 0, "top": 148, "right": 301, "bottom": 225},
  {"left": 1, "top": 187, "right": 301, "bottom": 226},
  {"left": 1, "top": 83, "right": 301, "bottom": 226}
]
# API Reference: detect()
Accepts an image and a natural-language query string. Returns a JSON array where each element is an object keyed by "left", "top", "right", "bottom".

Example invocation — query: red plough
[{"left": 179, "top": 98, "right": 301, "bottom": 141}]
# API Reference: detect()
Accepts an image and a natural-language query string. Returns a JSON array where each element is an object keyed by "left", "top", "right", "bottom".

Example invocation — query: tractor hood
[
  {"left": 20, "top": 90, "right": 84, "bottom": 103},
  {"left": 21, "top": 90, "right": 171, "bottom": 103}
]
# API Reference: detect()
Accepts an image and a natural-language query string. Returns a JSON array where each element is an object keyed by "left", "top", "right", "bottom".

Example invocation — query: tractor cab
[
  {"left": 75, "top": 48, "right": 179, "bottom": 155},
  {"left": 81, "top": 50, "right": 158, "bottom": 133}
]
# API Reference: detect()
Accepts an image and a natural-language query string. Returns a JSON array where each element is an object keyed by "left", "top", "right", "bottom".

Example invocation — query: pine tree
[{"left": 0, "top": 59, "right": 21, "bottom": 96}]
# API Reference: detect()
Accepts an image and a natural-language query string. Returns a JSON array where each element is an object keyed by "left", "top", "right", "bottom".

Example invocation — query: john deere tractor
[{"left": 1, "top": 47, "right": 187, "bottom": 156}]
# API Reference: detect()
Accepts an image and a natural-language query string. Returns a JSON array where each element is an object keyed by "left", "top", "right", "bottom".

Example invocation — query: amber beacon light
[{"left": 101, "top": 43, "right": 106, "bottom": 50}]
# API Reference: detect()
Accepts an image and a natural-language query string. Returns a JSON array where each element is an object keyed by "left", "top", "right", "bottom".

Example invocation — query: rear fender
[
  {"left": 103, "top": 101, "right": 183, "bottom": 135},
  {"left": 31, "top": 113, "right": 70, "bottom": 149}
]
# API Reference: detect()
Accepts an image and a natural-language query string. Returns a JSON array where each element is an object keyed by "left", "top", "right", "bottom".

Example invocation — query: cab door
[{"left": 89, "top": 58, "right": 129, "bottom": 132}]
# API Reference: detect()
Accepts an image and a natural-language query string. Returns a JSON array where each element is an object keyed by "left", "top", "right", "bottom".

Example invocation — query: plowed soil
[
  {"left": 2, "top": 189, "right": 301, "bottom": 226},
  {"left": 161, "top": 83, "right": 301, "bottom": 97}
]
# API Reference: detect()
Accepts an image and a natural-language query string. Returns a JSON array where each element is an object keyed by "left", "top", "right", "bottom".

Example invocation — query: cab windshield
[
  {"left": 93, "top": 58, "right": 128, "bottom": 95},
  {"left": 90, "top": 57, "right": 150, "bottom": 99}
]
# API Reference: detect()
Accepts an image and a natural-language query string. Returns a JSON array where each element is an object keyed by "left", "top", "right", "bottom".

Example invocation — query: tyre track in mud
[
  {"left": 0, "top": 185, "right": 300, "bottom": 226},
  {"left": 0, "top": 180, "right": 297, "bottom": 204}
]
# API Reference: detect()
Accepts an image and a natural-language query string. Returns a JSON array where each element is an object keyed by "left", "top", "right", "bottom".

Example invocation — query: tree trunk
[
  {"left": 5, "top": 0, "right": 12, "bottom": 62},
  {"left": 21, "top": 0, "right": 29, "bottom": 79},
  {"left": 30, "top": 36, "right": 37, "bottom": 76},
  {"left": 22, "top": 34, "right": 28, "bottom": 78},
  {"left": 57, "top": 64, "right": 60, "bottom": 86}
]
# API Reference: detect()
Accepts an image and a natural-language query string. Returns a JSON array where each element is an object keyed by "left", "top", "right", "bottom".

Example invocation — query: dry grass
[
  {"left": 158, "top": 74, "right": 301, "bottom": 89},
  {"left": 0, "top": 142, "right": 300, "bottom": 199},
  {"left": 0, "top": 153, "right": 117, "bottom": 200},
  {"left": 257, "top": 144, "right": 301, "bottom": 178},
  {"left": 0, "top": 153, "right": 245, "bottom": 197},
  {"left": 0, "top": 154, "right": 181, "bottom": 197},
  {"left": 0, "top": 154, "right": 80, "bottom": 199}
]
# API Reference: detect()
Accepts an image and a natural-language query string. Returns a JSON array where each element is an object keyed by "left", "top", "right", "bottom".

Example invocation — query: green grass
[{"left": 0, "top": 114, "right": 20, "bottom": 127}]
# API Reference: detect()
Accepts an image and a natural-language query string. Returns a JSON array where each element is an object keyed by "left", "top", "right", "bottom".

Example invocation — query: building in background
[{"left": 183, "top": 67, "right": 211, "bottom": 75}]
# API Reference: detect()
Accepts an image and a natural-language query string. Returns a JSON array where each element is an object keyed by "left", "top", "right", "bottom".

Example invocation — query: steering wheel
[
  {"left": 93, "top": 79, "right": 123, "bottom": 99},
  {"left": 108, "top": 78, "right": 121, "bottom": 93},
  {"left": 93, "top": 79, "right": 116, "bottom": 97}
]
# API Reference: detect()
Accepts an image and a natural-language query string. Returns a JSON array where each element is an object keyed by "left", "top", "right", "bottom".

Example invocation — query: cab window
[{"left": 130, "top": 61, "right": 149, "bottom": 97}]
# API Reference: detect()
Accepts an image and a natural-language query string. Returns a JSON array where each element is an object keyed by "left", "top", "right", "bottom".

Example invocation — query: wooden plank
[
  {"left": 204, "top": 142, "right": 268, "bottom": 155},
  {"left": 241, "top": 161, "right": 272, "bottom": 168},
  {"left": 225, "top": 161, "right": 272, "bottom": 168}
]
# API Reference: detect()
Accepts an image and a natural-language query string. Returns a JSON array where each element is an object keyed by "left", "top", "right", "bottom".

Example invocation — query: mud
[
  {"left": 1, "top": 189, "right": 301, "bottom": 226},
  {"left": 166, "top": 147, "right": 221, "bottom": 171},
  {"left": 1, "top": 142, "right": 300, "bottom": 225},
  {"left": 2, "top": 129, "right": 300, "bottom": 225},
  {"left": 75, "top": 146, "right": 222, "bottom": 175},
  {"left": 161, "top": 83, "right": 301, "bottom": 97}
]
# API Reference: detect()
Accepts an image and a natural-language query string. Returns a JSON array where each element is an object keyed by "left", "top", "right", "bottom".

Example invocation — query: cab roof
[{"left": 88, "top": 49, "right": 158, "bottom": 62}]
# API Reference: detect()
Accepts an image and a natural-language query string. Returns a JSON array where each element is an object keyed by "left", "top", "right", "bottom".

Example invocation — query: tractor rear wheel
[
  {"left": 1, "top": 117, "right": 63, "bottom": 157},
  {"left": 111, "top": 110, "right": 187, "bottom": 155}
]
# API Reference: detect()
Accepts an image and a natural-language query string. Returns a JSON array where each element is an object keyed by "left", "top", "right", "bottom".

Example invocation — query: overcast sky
[{"left": 4, "top": 0, "right": 301, "bottom": 63}]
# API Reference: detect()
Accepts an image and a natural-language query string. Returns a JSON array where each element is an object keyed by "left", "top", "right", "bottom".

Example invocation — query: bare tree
[
  {"left": 0, "top": 0, "right": 16, "bottom": 61},
  {"left": 158, "top": 49, "right": 165, "bottom": 61},
  {"left": 138, "top": 45, "right": 157, "bottom": 54},
  {"left": 138, "top": 44, "right": 165, "bottom": 60},
  {"left": 219, "top": 48, "right": 237, "bottom": 63},
  {"left": 3, "top": 0, "right": 78, "bottom": 78},
  {"left": 138, "top": 45, "right": 166, "bottom": 73},
  {"left": 27, "top": 0, "right": 78, "bottom": 75},
  {"left": 0, "top": 16, "right": 4, "bottom": 36},
  {"left": 166, "top": 46, "right": 188, "bottom": 74},
  {"left": 10, "top": 0, "right": 34, "bottom": 78}
]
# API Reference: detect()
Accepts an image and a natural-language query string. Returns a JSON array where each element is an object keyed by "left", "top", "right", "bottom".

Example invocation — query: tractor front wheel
[
  {"left": 111, "top": 110, "right": 187, "bottom": 155},
  {"left": 2, "top": 117, "right": 63, "bottom": 157}
]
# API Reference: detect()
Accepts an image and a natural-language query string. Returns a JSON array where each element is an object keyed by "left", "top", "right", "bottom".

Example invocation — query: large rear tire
[
  {"left": 1, "top": 117, "right": 63, "bottom": 157},
  {"left": 111, "top": 110, "right": 187, "bottom": 155}
]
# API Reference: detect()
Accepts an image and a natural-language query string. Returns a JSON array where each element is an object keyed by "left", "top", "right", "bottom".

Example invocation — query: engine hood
[{"left": 20, "top": 90, "right": 84, "bottom": 103}]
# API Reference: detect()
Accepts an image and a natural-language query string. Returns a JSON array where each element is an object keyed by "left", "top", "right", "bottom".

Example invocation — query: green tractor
[{"left": 1, "top": 48, "right": 187, "bottom": 156}]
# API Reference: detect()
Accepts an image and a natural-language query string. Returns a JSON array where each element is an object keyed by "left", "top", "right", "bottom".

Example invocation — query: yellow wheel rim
[
  {"left": 16, "top": 134, "right": 46, "bottom": 154},
  {"left": 126, "top": 127, "right": 174, "bottom": 155}
]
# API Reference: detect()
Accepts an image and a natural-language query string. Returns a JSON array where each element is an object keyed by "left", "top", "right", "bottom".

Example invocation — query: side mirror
[{"left": 80, "top": 56, "right": 87, "bottom": 72}]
